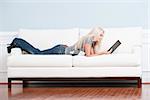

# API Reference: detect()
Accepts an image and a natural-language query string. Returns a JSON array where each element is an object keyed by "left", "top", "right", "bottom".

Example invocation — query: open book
[{"left": 107, "top": 40, "right": 121, "bottom": 53}]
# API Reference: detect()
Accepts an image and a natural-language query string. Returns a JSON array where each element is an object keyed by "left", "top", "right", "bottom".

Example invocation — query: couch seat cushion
[
  {"left": 73, "top": 54, "right": 140, "bottom": 67},
  {"left": 7, "top": 55, "right": 72, "bottom": 67}
]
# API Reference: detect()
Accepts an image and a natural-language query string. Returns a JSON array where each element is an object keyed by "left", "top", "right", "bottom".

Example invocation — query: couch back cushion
[
  {"left": 18, "top": 28, "right": 79, "bottom": 50},
  {"left": 79, "top": 27, "right": 142, "bottom": 53}
]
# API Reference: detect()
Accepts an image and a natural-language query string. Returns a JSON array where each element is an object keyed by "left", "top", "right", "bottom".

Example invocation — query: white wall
[
  {"left": 142, "top": 30, "right": 150, "bottom": 82},
  {"left": 0, "top": 0, "right": 147, "bottom": 31},
  {"left": 148, "top": 0, "right": 150, "bottom": 28},
  {"left": 0, "top": 4, "right": 3, "bottom": 29}
]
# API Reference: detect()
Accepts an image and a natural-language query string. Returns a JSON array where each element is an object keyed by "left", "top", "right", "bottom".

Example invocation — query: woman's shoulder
[{"left": 84, "top": 36, "right": 93, "bottom": 44}]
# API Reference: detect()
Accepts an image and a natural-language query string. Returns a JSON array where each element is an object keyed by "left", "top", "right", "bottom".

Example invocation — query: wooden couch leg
[
  {"left": 8, "top": 78, "right": 12, "bottom": 89},
  {"left": 137, "top": 78, "right": 142, "bottom": 88},
  {"left": 8, "top": 79, "right": 11, "bottom": 89},
  {"left": 23, "top": 80, "right": 28, "bottom": 87}
]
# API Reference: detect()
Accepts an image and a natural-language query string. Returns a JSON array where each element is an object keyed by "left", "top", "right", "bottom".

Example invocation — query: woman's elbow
[{"left": 85, "top": 53, "right": 92, "bottom": 57}]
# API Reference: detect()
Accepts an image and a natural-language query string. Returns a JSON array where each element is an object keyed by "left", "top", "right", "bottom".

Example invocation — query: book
[{"left": 107, "top": 40, "right": 121, "bottom": 53}]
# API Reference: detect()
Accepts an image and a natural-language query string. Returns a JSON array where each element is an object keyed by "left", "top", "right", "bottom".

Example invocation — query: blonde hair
[{"left": 74, "top": 27, "right": 104, "bottom": 52}]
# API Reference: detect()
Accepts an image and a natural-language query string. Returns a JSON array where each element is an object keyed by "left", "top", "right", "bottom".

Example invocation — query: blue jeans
[{"left": 10, "top": 38, "right": 67, "bottom": 55}]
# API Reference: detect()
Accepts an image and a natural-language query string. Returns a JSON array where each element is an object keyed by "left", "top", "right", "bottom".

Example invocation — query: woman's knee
[{"left": 13, "top": 38, "right": 22, "bottom": 43}]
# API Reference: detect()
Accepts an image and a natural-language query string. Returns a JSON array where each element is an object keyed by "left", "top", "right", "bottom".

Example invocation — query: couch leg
[
  {"left": 23, "top": 80, "right": 28, "bottom": 87},
  {"left": 137, "top": 78, "right": 142, "bottom": 88},
  {"left": 8, "top": 79, "right": 11, "bottom": 89}
]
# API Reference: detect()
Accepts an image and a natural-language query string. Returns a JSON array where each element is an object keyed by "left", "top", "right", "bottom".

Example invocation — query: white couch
[{"left": 7, "top": 27, "right": 142, "bottom": 87}]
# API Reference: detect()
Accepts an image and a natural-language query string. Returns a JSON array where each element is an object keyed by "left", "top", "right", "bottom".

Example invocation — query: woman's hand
[
  {"left": 104, "top": 51, "right": 111, "bottom": 55},
  {"left": 98, "top": 51, "right": 111, "bottom": 55}
]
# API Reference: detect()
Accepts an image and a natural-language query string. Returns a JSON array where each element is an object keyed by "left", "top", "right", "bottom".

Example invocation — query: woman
[
  {"left": 7, "top": 27, "right": 110, "bottom": 56},
  {"left": 66, "top": 27, "right": 111, "bottom": 56}
]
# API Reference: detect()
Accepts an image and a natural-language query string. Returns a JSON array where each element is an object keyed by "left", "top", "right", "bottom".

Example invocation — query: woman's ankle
[{"left": 7, "top": 46, "right": 12, "bottom": 53}]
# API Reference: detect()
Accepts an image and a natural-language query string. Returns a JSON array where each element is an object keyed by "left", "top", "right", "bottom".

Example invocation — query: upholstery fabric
[{"left": 7, "top": 55, "right": 72, "bottom": 67}]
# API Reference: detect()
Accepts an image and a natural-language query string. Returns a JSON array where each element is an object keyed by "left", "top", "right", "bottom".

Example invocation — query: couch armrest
[
  {"left": 11, "top": 48, "right": 22, "bottom": 55},
  {"left": 132, "top": 45, "right": 142, "bottom": 65},
  {"left": 132, "top": 45, "right": 142, "bottom": 55}
]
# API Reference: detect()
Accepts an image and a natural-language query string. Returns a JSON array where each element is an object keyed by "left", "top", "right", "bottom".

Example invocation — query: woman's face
[{"left": 93, "top": 31, "right": 104, "bottom": 42}]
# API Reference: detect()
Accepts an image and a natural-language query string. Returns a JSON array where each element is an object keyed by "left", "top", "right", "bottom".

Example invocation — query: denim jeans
[{"left": 11, "top": 38, "right": 67, "bottom": 55}]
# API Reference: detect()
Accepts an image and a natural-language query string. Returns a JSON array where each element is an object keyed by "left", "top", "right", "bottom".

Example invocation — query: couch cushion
[
  {"left": 79, "top": 27, "right": 142, "bottom": 53},
  {"left": 73, "top": 54, "right": 140, "bottom": 67},
  {"left": 18, "top": 28, "right": 79, "bottom": 50},
  {"left": 7, "top": 55, "right": 72, "bottom": 67}
]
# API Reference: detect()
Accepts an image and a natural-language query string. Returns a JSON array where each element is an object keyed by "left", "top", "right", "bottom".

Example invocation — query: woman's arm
[{"left": 84, "top": 44, "right": 110, "bottom": 57}]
